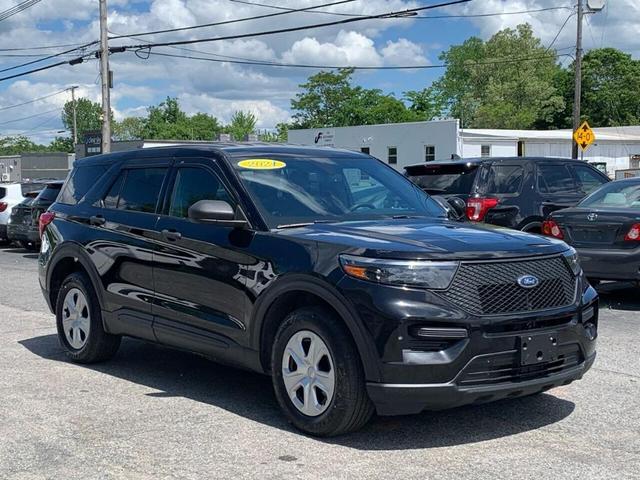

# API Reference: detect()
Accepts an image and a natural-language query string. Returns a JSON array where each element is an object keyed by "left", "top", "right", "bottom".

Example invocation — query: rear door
[
  {"left": 536, "top": 163, "right": 583, "bottom": 218},
  {"left": 571, "top": 163, "right": 610, "bottom": 198},
  {"left": 89, "top": 159, "right": 170, "bottom": 340},
  {"left": 152, "top": 157, "right": 257, "bottom": 354}
]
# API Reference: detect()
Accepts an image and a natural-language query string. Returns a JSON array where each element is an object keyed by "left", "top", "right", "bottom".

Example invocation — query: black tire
[
  {"left": 271, "top": 306, "right": 374, "bottom": 437},
  {"left": 55, "top": 271, "right": 121, "bottom": 363}
]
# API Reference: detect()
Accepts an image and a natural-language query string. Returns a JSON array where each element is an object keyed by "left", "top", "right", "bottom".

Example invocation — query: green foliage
[
  {"left": 112, "top": 116, "right": 145, "bottom": 141},
  {"left": 291, "top": 68, "right": 418, "bottom": 128},
  {"left": 0, "top": 136, "right": 49, "bottom": 155},
  {"left": 226, "top": 111, "right": 257, "bottom": 141},
  {"left": 404, "top": 87, "right": 445, "bottom": 121},
  {"left": 48, "top": 136, "right": 74, "bottom": 153},
  {"left": 62, "top": 97, "right": 104, "bottom": 140},
  {"left": 138, "top": 97, "right": 222, "bottom": 140},
  {"left": 431, "top": 24, "right": 565, "bottom": 129}
]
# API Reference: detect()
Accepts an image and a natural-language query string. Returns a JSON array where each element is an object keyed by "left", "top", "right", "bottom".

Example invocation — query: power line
[
  {"left": 0, "top": 41, "right": 93, "bottom": 52},
  {"left": 0, "top": 88, "right": 69, "bottom": 112},
  {"left": 546, "top": 12, "right": 576, "bottom": 52},
  {"left": 0, "top": 0, "right": 43, "bottom": 22},
  {"left": 0, "top": 107, "right": 60, "bottom": 126},
  {"left": 227, "top": 0, "right": 572, "bottom": 19},
  {"left": 114, "top": 0, "right": 472, "bottom": 52},
  {"left": 0, "top": 55, "right": 88, "bottom": 83},
  {"left": 142, "top": 49, "right": 571, "bottom": 70},
  {"left": 0, "top": 41, "right": 97, "bottom": 74},
  {"left": 109, "top": 0, "right": 358, "bottom": 40}
]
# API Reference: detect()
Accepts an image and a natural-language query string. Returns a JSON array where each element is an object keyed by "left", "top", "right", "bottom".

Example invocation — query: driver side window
[{"left": 169, "top": 167, "right": 233, "bottom": 218}]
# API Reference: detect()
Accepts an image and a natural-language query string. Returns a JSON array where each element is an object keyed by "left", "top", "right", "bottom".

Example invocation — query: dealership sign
[{"left": 313, "top": 129, "right": 335, "bottom": 147}]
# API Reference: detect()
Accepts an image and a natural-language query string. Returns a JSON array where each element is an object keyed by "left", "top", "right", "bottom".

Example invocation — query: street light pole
[
  {"left": 70, "top": 85, "right": 78, "bottom": 148},
  {"left": 571, "top": 0, "right": 584, "bottom": 160},
  {"left": 99, "top": 0, "right": 111, "bottom": 153}
]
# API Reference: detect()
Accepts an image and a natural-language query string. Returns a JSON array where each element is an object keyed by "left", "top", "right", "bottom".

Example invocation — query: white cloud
[{"left": 381, "top": 38, "right": 428, "bottom": 65}]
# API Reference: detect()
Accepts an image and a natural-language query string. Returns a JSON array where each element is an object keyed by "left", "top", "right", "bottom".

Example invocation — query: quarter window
[
  {"left": 59, "top": 165, "right": 108, "bottom": 205},
  {"left": 425, "top": 145, "right": 436, "bottom": 162},
  {"left": 484, "top": 165, "right": 523, "bottom": 194},
  {"left": 103, "top": 168, "right": 167, "bottom": 213},
  {"left": 168, "top": 167, "right": 233, "bottom": 218},
  {"left": 387, "top": 147, "right": 397, "bottom": 165}
]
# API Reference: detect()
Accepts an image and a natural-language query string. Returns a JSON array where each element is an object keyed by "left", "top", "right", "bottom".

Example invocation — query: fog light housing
[{"left": 584, "top": 322, "right": 597, "bottom": 341}]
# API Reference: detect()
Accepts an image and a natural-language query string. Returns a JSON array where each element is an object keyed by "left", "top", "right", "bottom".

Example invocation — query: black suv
[
  {"left": 404, "top": 157, "right": 610, "bottom": 232},
  {"left": 39, "top": 146, "right": 598, "bottom": 436}
]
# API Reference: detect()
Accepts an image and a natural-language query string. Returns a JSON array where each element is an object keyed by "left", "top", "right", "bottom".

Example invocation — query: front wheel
[
  {"left": 55, "top": 271, "right": 121, "bottom": 363},
  {"left": 271, "top": 306, "right": 374, "bottom": 436}
]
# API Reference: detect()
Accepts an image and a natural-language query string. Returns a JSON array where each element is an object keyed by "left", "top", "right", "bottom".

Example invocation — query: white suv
[{"left": 0, "top": 183, "right": 29, "bottom": 244}]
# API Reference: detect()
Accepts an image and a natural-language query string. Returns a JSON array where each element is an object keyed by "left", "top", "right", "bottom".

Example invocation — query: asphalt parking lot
[{"left": 0, "top": 246, "right": 639, "bottom": 480}]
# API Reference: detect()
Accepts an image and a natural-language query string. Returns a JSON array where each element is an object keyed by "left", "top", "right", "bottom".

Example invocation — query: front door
[{"left": 152, "top": 158, "right": 257, "bottom": 355}]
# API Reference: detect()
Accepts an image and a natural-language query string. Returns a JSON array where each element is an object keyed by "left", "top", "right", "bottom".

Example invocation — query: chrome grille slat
[{"left": 440, "top": 256, "right": 576, "bottom": 316}]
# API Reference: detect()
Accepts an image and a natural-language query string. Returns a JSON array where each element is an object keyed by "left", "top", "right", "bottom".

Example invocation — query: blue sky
[{"left": 0, "top": 0, "right": 638, "bottom": 142}]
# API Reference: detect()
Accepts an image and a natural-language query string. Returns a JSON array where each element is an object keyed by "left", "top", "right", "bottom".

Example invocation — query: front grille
[
  {"left": 457, "top": 345, "right": 583, "bottom": 387},
  {"left": 440, "top": 256, "right": 576, "bottom": 316}
]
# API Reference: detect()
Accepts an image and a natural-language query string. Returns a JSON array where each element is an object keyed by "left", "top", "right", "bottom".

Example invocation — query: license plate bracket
[{"left": 520, "top": 333, "right": 559, "bottom": 366}]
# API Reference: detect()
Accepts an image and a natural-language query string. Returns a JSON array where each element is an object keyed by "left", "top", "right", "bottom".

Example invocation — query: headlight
[
  {"left": 339, "top": 254, "right": 459, "bottom": 290},
  {"left": 562, "top": 247, "right": 581, "bottom": 276}
]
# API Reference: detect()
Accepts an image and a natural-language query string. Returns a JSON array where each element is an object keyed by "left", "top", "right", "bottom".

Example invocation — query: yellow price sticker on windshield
[{"left": 237, "top": 159, "right": 286, "bottom": 170}]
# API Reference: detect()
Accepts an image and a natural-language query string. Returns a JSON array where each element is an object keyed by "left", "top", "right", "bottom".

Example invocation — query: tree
[
  {"left": 62, "top": 97, "right": 103, "bottom": 141},
  {"left": 430, "top": 24, "right": 565, "bottom": 129},
  {"left": 113, "top": 117, "right": 145, "bottom": 141},
  {"left": 139, "top": 97, "right": 222, "bottom": 140},
  {"left": 290, "top": 68, "right": 418, "bottom": 128},
  {"left": 227, "top": 111, "right": 257, "bottom": 140},
  {"left": 0, "top": 136, "right": 48, "bottom": 155},
  {"left": 48, "top": 136, "right": 74, "bottom": 153},
  {"left": 404, "top": 87, "right": 445, "bottom": 121}
]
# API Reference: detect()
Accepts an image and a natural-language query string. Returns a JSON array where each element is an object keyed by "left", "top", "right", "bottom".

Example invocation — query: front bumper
[
  {"left": 368, "top": 353, "right": 595, "bottom": 415},
  {"left": 577, "top": 246, "right": 640, "bottom": 281}
]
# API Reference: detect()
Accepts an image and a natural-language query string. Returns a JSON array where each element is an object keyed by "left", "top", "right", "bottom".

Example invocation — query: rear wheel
[
  {"left": 55, "top": 272, "right": 121, "bottom": 363},
  {"left": 271, "top": 306, "right": 374, "bottom": 436}
]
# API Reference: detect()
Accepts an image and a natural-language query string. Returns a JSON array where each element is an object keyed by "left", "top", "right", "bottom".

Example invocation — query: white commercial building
[{"left": 288, "top": 120, "right": 640, "bottom": 177}]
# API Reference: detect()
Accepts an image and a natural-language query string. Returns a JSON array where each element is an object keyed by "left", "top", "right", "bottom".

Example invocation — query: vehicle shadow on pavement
[
  {"left": 0, "top": 245, "right": 39, "bottom": 259},
  {"left": 596, "top": 282, "right": 640, "bottom": 312},
  {"left": 20, "top": 333, "right": 575, "bottom": 449}
]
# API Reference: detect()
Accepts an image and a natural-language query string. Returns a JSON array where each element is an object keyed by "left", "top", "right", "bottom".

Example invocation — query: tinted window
[
  {"left": 484, "top": 165, "right": 523, "bottom": 194},
  {"left": 169, "top": 168, "right": 233, "bottom": 218},
  {"left": 59, "top": 165, "right": 108, "bottom": 205},
  {"left": 573, "top": 165, "right": 608, "bottom": 194},
  {"left": 104, "top": 168, "right": 166, "bottom": 213},
  {"left": 233, "top": 155, "right": 444, "bottom": 228},
  {"left": 36, "top": 184, "right": 63, "bottom": 203},
  {"left": 0, "top": 187, "right": 5, "bottom": 199},
  {"left": 537, "top": 164, "right": 578, "bottom": 194},
  {"left": 579, "top": 181, "right": 640, "bottom": 209},
  {"left": 405, "top": 164, "right": 479, "bottom": 195}
]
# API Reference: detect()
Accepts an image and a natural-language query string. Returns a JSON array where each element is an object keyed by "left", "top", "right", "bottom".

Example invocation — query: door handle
[
  {"left": 89, "top": 215, "right": 106, "bottom": 226},
  {"left": 161, "top": 229, "right": 182, "bottom": 241}
]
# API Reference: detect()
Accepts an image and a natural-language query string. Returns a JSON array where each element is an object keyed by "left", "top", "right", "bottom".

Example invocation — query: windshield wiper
[
  {"left": 390, "top": 214, "right": 423, "bottom": 219},
  {"left": 276, "top": 220, "right": 334, "bottom": 229}
]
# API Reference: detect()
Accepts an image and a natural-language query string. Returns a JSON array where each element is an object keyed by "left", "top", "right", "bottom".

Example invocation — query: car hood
[{"left": 275, "top": 218, "right": 568, "bottom": 260}]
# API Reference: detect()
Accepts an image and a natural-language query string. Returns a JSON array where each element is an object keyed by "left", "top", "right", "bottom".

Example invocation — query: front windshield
[
  {"left": 579, "top": 181, "right": 640, "bottom": 209},
  {"left": 232, "top": 154, "right": 445, "bottom": 228}
]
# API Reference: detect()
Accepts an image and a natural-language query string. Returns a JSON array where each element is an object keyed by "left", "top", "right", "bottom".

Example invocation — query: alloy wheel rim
[
  {"left": 62, "top": 288, "right": 90, "bottom": 350},
  {"left": 281, "top": 330, "right": 335, "bottom": 417}
]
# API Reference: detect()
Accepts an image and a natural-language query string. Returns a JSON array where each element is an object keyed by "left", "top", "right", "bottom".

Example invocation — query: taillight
[
  {"left": 466, "top": 197, "right": 499, "bottom": 222},
  {"left": 0, "top": 202, "right": 7, "bottom": 213},
  {"left": 38, "top": 211, "right": 55, "bottom": 238},
  {"left": 624, "top": 223, "right": 640, "bottom": 241},
  {"left": 542, "top": 219, "right": 564, "bottom": 239}
]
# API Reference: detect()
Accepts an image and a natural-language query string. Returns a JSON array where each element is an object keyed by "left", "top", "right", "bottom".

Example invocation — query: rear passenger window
[
  {"left": 168, "top": 168, "right": 233, "bottom": 218},
  {"left": 573, "top": 165, "right": 607, "bottom": 194},
  {"left": 484, "top": 165, "right": 523, "bottom": 194},
  {"left": 103, "top": 168, "right": 167, "bottom": 213},
  {"left": 58, "top": 165, "right": 108, "bottom": 205},
  {"left": 537, "top": 164, "right": 578, "bottom": 194}
]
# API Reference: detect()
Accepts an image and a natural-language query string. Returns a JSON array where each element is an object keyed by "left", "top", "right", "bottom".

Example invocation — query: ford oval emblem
[{"left": 517, "top": 275, "right": 540, "bottom": 289}]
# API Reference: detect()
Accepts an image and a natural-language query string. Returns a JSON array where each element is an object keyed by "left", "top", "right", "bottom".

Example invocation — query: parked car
[
  {"left": 39, "top": 146, "right": 598, "bottom": 436},
  {"left": 543, "top": 177, "right": 640, "bottom": 283},
  {"left": 0, "top": 182, "right": 47, "bottom": 245},
  {"left": 404, "top": 157, "right": 610, "bottom": 233},
  {"left": 7, "top": 191, "right": 41, "bottom": 250}
]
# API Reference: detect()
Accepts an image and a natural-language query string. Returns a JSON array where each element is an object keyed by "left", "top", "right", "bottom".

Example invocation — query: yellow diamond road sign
[{"left": 574, "top": 121, "right": 595, "bottom": 152}]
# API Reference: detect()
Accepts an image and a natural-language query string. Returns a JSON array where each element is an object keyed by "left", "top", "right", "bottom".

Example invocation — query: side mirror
[
  {"left": 187, "top": 200, "right": 248, "bottom": 228},
  {"left": 432, "top": 195, "right": 465, "bottom": 221},
  {"left": 447, "top": 196, "right": 467, "bottom": 220}
]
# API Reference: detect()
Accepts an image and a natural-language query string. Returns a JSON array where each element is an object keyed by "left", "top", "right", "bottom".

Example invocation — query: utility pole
[
  {"left": 99, "top": 0, "right": 111, "bottom": 153},
  {"left": 571, "top": 0, "right": 584, "bottom": 160},
  {"left": 70, "top": 85, "right": 78, "bottom": 148}
]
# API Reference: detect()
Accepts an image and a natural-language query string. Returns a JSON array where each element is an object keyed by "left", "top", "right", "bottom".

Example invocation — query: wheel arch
[
  {"left": 47, "top": 243, "right": 106, "bottom": 314},
  {"left": 250, "top": 274, "right": 382, "bottom": 382}
]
